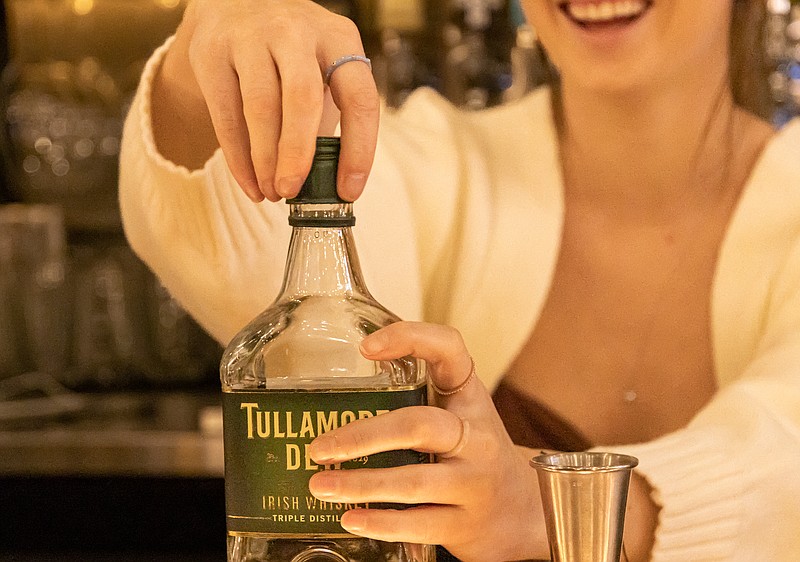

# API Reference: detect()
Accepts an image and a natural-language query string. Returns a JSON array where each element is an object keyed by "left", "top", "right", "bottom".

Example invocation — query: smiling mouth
[{"left": 559, "top": 0, "right": 653, "bottom": 27}]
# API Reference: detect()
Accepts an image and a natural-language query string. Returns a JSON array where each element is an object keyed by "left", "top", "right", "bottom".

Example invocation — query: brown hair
[{"left": 730, "top": 0, "right": 773, "bottom": 120}]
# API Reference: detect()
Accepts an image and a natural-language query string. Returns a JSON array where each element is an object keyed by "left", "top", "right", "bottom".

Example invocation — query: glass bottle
[{"left": 220, "top": 137, "right": 435, "bottom": 562}]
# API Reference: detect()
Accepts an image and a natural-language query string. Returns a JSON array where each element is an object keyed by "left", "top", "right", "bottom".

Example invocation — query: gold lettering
[
  {"left": 256, "top": 410, "right": 271, "bottom": 438},
  {"left": 273, "top": 411, "right": 286, "bottom": 438},
  {"left": 286, "top": 444, "right": 301, "bottom": 470},
  {"left": 242, "top": 406, "right": 393, "bottom": 441},
  {"left": 317, "top": 411, "right": 338, "bottom": 435},
  {"left": 265, "top": 496, "right": 301, "bottom": 511},
  {"left": 241, "top": 403, "right": 259, "bottom": 439},
  {"left": 299, "top": 411, "right": 315, "bottom": 438},
  {"left": 285, "top": 412, "right": 298, "bottom": 438}
]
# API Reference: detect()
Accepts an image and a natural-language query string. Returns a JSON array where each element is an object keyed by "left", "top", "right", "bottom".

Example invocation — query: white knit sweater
[{"left": 120, "top": 39, "right": 800, "bottom": 560}]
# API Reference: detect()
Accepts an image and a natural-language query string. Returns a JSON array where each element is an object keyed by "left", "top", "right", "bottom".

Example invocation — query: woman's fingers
[
  {"left": 304, "top": 320, "right": 546, "bottom": 560},
  {"left": 325, "top": 19, "right": 381, "bottom": 201},
  {"left": 267, "top": 35, "right": 324, "bottom": 199},
  {"left": 308, "top": 406, "right": 463, "bottom": 464},
  {"left": 339, "top": 505, "right": 473, "bottom": 549},
  {"left": 191, "top": 52, "right": 262, "bottom": 201},
  {"left": 180, "top": 0, "right": 377, "bottom": 201},
  {"left": 236, "top": 48, "right": 283, "bottom": 201},
  {"left": 309, "top": 463, "right": 465, "bottom": 506},
  {"left": 360, "top": 322, "right": 481, "bottom": 402},
  {"left": 333, "top": 74, "right": 380, "bottom": 202}
]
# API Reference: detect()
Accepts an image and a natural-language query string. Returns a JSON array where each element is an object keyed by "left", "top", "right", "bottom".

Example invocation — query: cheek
[{"left": 663, "top": 3, "right": 733, "bottom": 71}]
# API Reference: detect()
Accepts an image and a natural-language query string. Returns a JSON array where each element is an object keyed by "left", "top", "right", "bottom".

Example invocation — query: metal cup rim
[{"left": 530, "top": 451, "right": 639, "bottom": 473}]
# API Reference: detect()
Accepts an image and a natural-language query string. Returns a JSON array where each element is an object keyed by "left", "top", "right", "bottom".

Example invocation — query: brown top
[{"left": 492, "top": 381, "right": 592, "bottom": 452}]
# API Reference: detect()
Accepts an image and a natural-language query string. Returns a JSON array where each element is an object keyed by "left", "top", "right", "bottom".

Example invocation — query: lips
[{"left": 559, "top": 0, "right": 653, "bottom": 27}]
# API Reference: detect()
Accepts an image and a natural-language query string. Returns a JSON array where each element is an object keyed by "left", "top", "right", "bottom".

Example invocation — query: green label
[{"left": 223, "top": 386, "right": 429, "bottom": 536}]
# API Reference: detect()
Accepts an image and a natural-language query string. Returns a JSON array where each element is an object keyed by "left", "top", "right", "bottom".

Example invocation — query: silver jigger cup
[{"left": 530, "top": 452, "right": 639, "bottom": 562}]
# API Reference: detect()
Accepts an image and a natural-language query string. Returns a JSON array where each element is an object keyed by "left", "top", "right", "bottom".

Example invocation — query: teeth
[{"left": 567, "top": 1, "right": 646, "bottom": 23}]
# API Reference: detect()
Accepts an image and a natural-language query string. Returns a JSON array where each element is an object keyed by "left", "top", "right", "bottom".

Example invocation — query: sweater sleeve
[
  {"left": 119, "top": 37, "right": 292, "bottom": 344},
  {"left": 598, "top": 239, "right": 800, "bottom": 560},
  {"left": 119, "top": 38, "right": 426, "bottom": 345}
]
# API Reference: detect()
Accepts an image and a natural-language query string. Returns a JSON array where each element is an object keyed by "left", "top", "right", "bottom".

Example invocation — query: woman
[{"left": 119, "top": 0, "right": 800, "bottom": 560}]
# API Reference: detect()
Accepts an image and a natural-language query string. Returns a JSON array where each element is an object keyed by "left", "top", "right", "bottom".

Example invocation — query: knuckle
[
  {"left": 409, "top": 418, "right": 434, "bottom": 447},
  {"left": 340, "top": 86, "right": 380, "bottom": 115},
  {"left": 332, "top": 14, "right": 360, "bottom": 39},
  {"left": 396, "top": 471, "right": 423, "bottom": 499},
  {"left": 284, "top": 81, "right": 324, "bottom": 107},
  {"left": 405, "top": 407, "right": 439, "bottom": 442},
  {"left": 346, "top": 424, "right": 368, "bottom": 456},
  {"left": 278, "top": 142, "right": 312, "bottom": 167},
  {"left": 241, "top": 86, "right": 278, "bottom": 119},
  {"left": 352, "top": 471, "right": 371, "bottom": 498},
  {"left": 442, "top": 326, "right": 467, "bottom": 355},
  {"left": 264, "top": 13, "right": 297, "bottom": 39},
  {"left": 194, "top": 24, "right": 230, "bottom": 59},
  {"left": 213, "top": 109, "right": 241, "bottom": 138}
]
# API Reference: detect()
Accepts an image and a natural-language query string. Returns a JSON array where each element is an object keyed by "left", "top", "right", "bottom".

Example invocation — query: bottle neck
[{"left": 279, "top": 203, "right": 370, "bottom": 299}]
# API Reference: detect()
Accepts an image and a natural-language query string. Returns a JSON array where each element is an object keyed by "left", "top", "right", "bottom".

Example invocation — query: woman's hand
[
  {"left": 152, "top": 0, "right": 379, "bottom": 202},
  {"left": 307, "top": 322, "right": 551, "bottom": 562}
]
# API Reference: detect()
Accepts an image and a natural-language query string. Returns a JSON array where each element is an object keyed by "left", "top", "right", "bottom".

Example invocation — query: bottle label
[{"left": 222, "top": 386, "right": 429, "bottom": 536}]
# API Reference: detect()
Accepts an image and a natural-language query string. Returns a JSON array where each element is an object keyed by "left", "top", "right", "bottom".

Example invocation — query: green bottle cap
[{"left": 287, "top": 137, "right": 346, "bottom": 205}]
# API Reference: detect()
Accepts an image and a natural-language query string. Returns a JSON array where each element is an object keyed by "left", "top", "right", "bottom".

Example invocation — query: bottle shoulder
[{"left": 220, "top": 295, "right": 421, "bottom": 391}]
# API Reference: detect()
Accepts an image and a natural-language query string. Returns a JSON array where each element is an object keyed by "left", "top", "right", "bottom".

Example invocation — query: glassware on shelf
[
  {"left": 0, "top": 203, "right": 68, "bottom": 380},
  {"left": 1, "top": 0, "right": 186, "bottom": 231}
]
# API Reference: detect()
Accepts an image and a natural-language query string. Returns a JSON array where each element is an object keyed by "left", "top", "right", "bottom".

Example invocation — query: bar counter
[{"left": 0, "top": 389, "right": 227, "bottom": 561}]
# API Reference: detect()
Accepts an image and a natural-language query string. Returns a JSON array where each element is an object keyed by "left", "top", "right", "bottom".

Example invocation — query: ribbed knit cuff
[
  {"left": 136, "top": 34, "right": 223, "bottom": 178},
  {"left": 593, "top": 428, "right": 742, "bottom": 561}
]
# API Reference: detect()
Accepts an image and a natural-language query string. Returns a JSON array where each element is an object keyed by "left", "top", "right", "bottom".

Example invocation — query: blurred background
[{"left": 0, "top": 1, "right": 798, "bottom": 561}]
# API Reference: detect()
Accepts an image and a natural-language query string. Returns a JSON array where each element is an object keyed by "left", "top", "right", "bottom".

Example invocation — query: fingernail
[
  {"left": 308, "top": 473, "right": 337, "bottom": 499},
  {"left": 340, "top": 510, "right": 366, "bottom": 533},
  {"left": 360, "top": 333, "right": 386, "bottom": 356},
  {"left": 243, "top": 182, "right": 264, "bottom": 203},
  {"left": 308, "top": 435, "right": 335, "bottom": 463},
  {"left": 247, "top": 191, "right": 264, "bottom": 203},
  {"left": 341, "top": 173, "right": 366, "bottom": 200},
  {"left": 256, "top": 177, "right": 273, "bottom": 201},
  {"left": 276, "top": 176, "right": 303, "bottom": 199}
]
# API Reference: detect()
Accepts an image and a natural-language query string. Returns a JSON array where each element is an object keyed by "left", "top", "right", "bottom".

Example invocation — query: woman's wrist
[{"left": 151, "top": 26, "right": 219, "bottom": 169}]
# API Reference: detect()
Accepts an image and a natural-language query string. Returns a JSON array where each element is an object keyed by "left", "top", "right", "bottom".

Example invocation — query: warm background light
[{"left": 72, "top": 0, "right": 95, "bottom": 16}]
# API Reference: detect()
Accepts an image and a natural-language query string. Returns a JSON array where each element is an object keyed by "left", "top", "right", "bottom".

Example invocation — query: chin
[{"left": 558, "top": 60, "right": 659, "bottom": 100}]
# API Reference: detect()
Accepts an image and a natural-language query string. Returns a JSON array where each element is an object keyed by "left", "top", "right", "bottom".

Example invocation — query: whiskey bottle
[{"left": 220, "top": 137, "right": 435, "bottom": 562}]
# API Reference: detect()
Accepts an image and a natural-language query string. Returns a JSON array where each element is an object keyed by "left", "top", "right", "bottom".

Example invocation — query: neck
[
  {"left": 280, "top": 203, "right": 370, "bottom": 299},
  {"left": 557, "top": 69, "right": 742, "bottom": 218}
]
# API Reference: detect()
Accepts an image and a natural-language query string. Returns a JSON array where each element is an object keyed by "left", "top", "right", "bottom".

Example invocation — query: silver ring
[{"left": 324, "top": 54, "right": 372, "bottom": 84}]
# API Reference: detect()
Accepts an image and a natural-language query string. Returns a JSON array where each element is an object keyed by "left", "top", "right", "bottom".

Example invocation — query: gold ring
[
  {"left": 431, "top": 357, "right": 476, "bottom": 397},
  {"left": 438, "top": 418, "right": 470, "bottom": 460}
]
